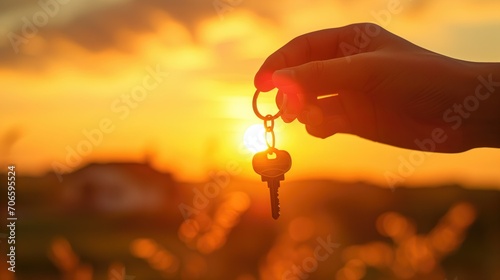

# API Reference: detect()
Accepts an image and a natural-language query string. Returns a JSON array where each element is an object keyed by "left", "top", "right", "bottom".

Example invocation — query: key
[{"left": 252, "top": 148, "right": 292, "bottom": 219}]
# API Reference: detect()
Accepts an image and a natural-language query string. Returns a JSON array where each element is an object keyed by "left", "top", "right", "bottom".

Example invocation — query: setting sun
[{"left": 243, "top": 124, "right": 268, "bottom": 153}]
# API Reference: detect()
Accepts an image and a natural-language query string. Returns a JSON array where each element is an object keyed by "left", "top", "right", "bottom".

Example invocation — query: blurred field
[{"left": 0, "top": 162, "right": 499, "bottom": 280}]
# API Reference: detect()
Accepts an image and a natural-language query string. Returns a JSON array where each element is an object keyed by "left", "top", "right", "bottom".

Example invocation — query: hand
[{"left": 254, "top": 23, "right": 500, "bottom": 152}]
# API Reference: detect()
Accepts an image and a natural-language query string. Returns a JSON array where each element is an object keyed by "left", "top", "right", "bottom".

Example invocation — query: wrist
[{"left": 462, "top": 62, "right": 500, "bottom": 149}]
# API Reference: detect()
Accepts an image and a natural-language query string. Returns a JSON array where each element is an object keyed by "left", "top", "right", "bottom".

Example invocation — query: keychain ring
[
  {"left": 263, "top": 114, "right": 274, "bottom": 132},
  {"left": 265, "top": 129, "right": 276, "bottom": 149},
  {"left": 252, "top": 89, "right": 287, "bottom": 120}
]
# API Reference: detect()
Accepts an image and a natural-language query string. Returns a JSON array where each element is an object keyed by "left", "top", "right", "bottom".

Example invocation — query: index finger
[{"left": 254, "top": 23, "right": 381, "bottom": 91}]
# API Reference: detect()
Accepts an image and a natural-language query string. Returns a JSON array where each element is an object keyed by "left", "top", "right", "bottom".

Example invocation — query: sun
[{"left": 243, "top": 124, "right": 268, "bottom": 153}]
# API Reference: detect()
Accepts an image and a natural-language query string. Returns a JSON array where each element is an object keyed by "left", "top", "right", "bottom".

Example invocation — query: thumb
[{"left": 272, "top": 57, "right": 365, "bottom": 96}]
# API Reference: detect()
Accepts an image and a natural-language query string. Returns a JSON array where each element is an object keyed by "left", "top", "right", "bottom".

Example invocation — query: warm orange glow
[
  {"left": 2, "top": 0, "right": 500, "bottom": 187},
  {"left": 339, "top": 204, "right": 478, "bottom": 278},
  {"left": 218, "top": 211, "right": 241, "bottom": 229},
  {"left": 429, "top": 227, "right": 461, "bottom": 253},
  {"left": 178, "top": 219, "right": 200, "bottom": 242},
  {"left": 196, "top": 235, "right": 217, "bottom": 254},
  {"left": 243, "top": 124, "right": 268, "bottom": 153},
  {"left": 149, "top": 250, "right": 178, "bottom": 272},
  {"left": 48, "top": 237, "right": 79, "bottom": 272},
  {"left": 447, "top": 202, "right": 477, "bottom": 229},
  {"left": 403, "top": 236, "right": 435, "bottom": 273},
  {"left": 74, "top": 264, "right": 93, "bottom": 280},
  {"left": 356, "top": 242, "right": 392, "bottom": 268},
  {"left": 183, "top": 254, "right": 207, "bottom": 279},
  {"left": 130, "top": 238, "right": 157, "bottom": 259},
  {"left": 336, "top": 266, "right": 363, "bottom": 280},
  {"left": 344, "top": 259, "right": 366, "bottom": 279},
  {"left": 288, "top": 216, "right": 315, "bottom": 242},
  {"left": 130, "top": 238, "right": 180, "bottom": 274},
  {"left": 227, "top": 191, "right": 251, "bottom": 212},
  {"left": 177, "top": 192, "right": 248, "bottom": 255},
  {"left": 236, "top": 274, "right": 258, "bottom": 280},
  {"left": 376, "top": 212, "right": 414, "bottom": 242},
  {"left": 2, "top": 2, "right": 497, "bottom": 280}
]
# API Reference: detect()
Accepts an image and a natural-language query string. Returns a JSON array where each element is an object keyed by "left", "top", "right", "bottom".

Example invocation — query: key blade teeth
[
  {"left": 275, "top": 187, "right": 280, "bottom": 219},
  {"left": 269, "top": 184, "right": 280, "bottom": 220},
  {"left": 273, "top": 199, "right": 280, "bottom": 219},
  {"left": 272, "top": 211, "right": 280, "bottom": 220}
]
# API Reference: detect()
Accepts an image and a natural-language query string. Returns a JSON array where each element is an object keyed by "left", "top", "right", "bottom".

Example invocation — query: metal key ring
[
  {"left": 265, "top": 129, "right": 276, "bottom": 149},
  {"left": 252, "top": 89, "right": 288, "bottom": 121}
]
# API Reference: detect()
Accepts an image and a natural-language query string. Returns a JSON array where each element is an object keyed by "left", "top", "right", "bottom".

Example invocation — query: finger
[
  {"left": 290, "top": 94, "right": 352, "bottom": 139},
  {"left": 276, "top": 91, "right": 295, "bottom": 123},
  {"left": 297, "top": 95, "right": 342, "bottom": 125},
  {"left": 254, "top": 23, "right": 385, "bottom": 91},
  {"left": 272, "top": 54, "right": 370, "bottom": 97},
  {"left": 306, "top": 114, "right": 351, "bottom": 139},
  {"left": 305, "top": 96, "right": 351, "bottom": 138},
  {"left": 297, "top": 105, "right": 323, "bottom": 126},
  {"left": 276, "top": 91, "right": 306, "bottom": 123}
]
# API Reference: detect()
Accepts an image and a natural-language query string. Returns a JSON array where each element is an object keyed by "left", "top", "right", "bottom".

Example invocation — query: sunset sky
[{"left": 1, "top": 0, "right": 500, "bottom": 188}]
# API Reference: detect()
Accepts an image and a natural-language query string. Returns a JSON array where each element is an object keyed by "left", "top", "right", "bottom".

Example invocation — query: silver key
[{"left": 252, "top": 148, "right": 292, "bottom": 219}]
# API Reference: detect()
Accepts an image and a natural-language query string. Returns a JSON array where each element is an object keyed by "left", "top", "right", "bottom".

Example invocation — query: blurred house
[{"left": 60, "top": 162, "right": 176, "bottom": 214}]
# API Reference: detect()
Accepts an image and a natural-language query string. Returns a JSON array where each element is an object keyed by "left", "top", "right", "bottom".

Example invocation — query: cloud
[{"left": 0, "top": 0, "right": 222, "bottom": 68}]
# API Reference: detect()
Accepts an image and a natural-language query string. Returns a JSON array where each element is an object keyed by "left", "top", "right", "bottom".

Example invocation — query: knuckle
[
  {"left": 308, "top": 60, "right": 325, "bottom": 77},
  {"left": 362, "top": 22, "right": 379, "bottom": 30}
]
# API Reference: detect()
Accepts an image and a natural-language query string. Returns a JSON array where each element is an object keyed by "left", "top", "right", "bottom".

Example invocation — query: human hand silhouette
[{"left": 254, "top": 23, "right": 500, "bottom": 152}]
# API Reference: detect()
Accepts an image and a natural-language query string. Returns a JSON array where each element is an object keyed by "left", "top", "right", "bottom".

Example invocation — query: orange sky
[{"left": 1, "top": 0, "right": 500, "bottom": 188}]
